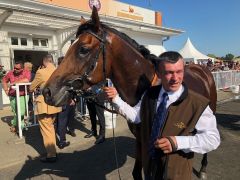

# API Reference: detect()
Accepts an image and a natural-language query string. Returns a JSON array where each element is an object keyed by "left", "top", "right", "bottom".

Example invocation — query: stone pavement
[
  {"left": 0, "top": 89, "right": 239, "bottom": 179},
  {"left": 0, "top": 106, "right": 133, "bottom": 170}
]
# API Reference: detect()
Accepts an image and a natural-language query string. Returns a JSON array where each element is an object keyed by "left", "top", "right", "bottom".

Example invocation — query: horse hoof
[{"left": 199, "top": 172, "right": 207, "bottom": 180}]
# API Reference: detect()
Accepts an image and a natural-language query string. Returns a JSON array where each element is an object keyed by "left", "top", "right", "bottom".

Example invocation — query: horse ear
[
  {"left": 80, "top": 16, "right": 86, "bottom": 24},
  {"left": 91, "top": 6, "right": 100, "bottom": 32}
]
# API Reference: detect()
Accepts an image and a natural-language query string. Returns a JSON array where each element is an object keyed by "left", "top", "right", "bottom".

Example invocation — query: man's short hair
[
  {"left": 158, "top": 51, "right": 183, "bottom": 63},
  {"left": 14, "top": 61, "right": 24, "bottom": 68},
  {"left": 24, "top": 62, "right": 33, "bottom": 71},
  {"left": 155, "top": 51, "right": 183, "bottom": 72},
  {"left": 43, "top": 54, "right": 53, "bottom": 63}
]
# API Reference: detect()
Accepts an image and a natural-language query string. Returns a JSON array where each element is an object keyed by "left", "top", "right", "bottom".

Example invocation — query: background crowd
[
  {"left": 202, "top": 59, "right": 240, "bottom": 72},
  {"left": 1, "top": 54, "right": 107, "bottom": 163}
]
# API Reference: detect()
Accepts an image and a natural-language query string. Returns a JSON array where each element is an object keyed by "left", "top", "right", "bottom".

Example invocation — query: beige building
[{"left": 0, "top": 0, "right": 183, "bottom": 104}]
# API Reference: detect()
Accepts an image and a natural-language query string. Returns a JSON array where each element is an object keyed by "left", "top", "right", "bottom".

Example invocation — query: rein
[
  {"left": 68, "top": 29, "right": 117, "bottom": 113},
  {"left": 88, "top": 98, "right": 119, "bottom": 114},
  {"left": 67, "top": 29, "right": 122, "bottom": 179}
]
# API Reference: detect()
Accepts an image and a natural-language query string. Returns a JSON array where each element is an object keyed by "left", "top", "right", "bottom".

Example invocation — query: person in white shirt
[{"left": 104, "top": 51, "right": 220, "bottom": 180}]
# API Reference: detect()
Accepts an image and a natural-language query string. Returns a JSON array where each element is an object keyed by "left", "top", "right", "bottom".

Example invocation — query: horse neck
[{"left": 109, "top": 39, "right": 155, "bottom": 106}]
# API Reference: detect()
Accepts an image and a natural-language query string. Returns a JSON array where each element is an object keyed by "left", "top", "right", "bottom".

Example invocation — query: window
[
  {"left": 20, "top": 38, "right": 27, "bottom": 46},
  {"left": 33, "top": 39, "right": 39, "bottom": 46},
  {"left": 33, "top": 38, "right": 48, "bottom": 47},
  {"left": 40, "top": 39, "right": 48, "bottom": 47},
  {"left": 11, "top": 37, "right": 18, "bottom": 45}
]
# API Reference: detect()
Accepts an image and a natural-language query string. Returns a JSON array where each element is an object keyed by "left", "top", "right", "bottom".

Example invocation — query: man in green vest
[{"left": 104, "top": 51, "right": 220, "bottom": 180}]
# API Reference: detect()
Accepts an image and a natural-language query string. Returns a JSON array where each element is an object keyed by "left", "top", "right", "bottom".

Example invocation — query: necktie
[{"left": 149, "top": 92, "right": 169, "bottom": 159}]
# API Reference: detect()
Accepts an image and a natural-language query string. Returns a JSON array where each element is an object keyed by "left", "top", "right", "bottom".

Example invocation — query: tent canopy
[{"left": 179, "top": 38, "right": 213, "bottom": 64}]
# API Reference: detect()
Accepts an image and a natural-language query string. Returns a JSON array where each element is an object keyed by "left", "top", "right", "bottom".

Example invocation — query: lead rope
[
  {"left": 92, "top": 99, "right": 121, "bottom": 180},
  {"left": 101, "top": 34, "right": 121, "bottom": 180},
  {"left": 110, "top": 103, "right": 122, "bottom": 180}
]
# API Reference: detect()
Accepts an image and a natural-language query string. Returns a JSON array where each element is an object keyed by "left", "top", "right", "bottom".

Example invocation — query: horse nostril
[{"left": 42, "top": 87, "right": 51, "bottom": 98}]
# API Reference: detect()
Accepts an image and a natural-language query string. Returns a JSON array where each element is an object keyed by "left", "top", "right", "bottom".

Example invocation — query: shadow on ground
[
  {"left": 14, "top": 136, "right": 135, "bottom": 180},
  {"left": 1, "top": 115, "right": 14, "bottom": 126},
  {"left": 216, "top": 113, "right": 240, "bottom": 132},
  {"left": 1, "top": 114, "right": 93, "bottom": 156}
]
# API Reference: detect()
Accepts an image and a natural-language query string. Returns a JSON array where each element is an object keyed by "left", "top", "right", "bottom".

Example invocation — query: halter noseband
[{"left": 67, "top": 30, "right": 108, "bottom": 97}]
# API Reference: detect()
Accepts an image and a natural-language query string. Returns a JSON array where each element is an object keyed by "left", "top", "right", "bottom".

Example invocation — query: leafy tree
[
  {"left": 0, "top": 68, "right": 6, "bottom": 81},
  {"left": 208, "top": 54, "right": 216, "bottom": 58},
  {"left": 225, "top": 53, "right": 234, "bottom": 60}
]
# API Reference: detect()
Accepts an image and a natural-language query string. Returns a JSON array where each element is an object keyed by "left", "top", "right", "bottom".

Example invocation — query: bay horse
[{"left": 43, "top": 7, "right": 216, "bottom": 179}]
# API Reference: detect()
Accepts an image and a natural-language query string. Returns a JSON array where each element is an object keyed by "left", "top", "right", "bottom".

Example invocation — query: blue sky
[{"left": 119, "top": 0, "right": 240, "bottom": 57}]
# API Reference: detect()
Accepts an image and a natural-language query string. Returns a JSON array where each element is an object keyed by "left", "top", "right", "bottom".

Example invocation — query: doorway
[{"left": 13, "top": 50, "right": 48, "bottom": 73}]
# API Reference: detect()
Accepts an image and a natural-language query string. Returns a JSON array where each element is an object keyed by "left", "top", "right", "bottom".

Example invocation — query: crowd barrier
[
  {"left": 212, "top": 70, "right": 240, "bottom": 90},
  {"left": 12, "top": 72, "right": 240, "bottom": 138},
  {"left": 13, "top": 80, "right": 115, "bottom": 138},
  {"left": 13, "top": 83, "right": 90, "bottom": 138},
  {"left": 12, "top": 83, "right": 37, "bottom": 138}
]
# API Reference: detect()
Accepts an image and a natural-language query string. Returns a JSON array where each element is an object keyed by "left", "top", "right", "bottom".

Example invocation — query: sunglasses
[{"left": 14, "top": 67, "right": 22, "bottom": 70}]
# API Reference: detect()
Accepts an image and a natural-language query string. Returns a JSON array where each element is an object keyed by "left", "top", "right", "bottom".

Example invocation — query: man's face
[
  {"left": 157, "top": 59, "right": 184, "bottom": 92},
  {"left": 13, "top": 64, "right": 23, "bottom": 75}
]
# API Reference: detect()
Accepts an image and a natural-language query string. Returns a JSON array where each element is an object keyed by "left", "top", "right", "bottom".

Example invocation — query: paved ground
[{"left": 0, "top": 89, "right": 239, "bottom": 180}]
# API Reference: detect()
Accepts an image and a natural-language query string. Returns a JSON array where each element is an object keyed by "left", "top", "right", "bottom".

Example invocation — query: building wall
[
  {"left": 61, "top": 28, "right": 165, "bottom": 57},
  {"left": 38, "top": 0, "right": 160, "bottom": 26},
  {"left": 0, "top": 26, "right": 56, "bottom": 105},
  {"left": 0, "top": 0, "right": 168, "bottom": 105}
]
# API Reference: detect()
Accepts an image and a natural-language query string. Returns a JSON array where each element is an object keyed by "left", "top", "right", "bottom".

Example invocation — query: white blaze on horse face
[{"left": 72, "top": 37, "right": 79, "bottom": 46}]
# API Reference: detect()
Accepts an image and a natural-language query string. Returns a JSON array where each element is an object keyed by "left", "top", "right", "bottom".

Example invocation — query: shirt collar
[{"left": 159, "top": 85, "right": 184, "bottom": 104}]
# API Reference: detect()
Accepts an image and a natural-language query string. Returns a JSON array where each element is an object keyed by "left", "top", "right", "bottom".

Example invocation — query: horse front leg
[{"left": 199, "top": 153, "right": 208, "bottom": 180}]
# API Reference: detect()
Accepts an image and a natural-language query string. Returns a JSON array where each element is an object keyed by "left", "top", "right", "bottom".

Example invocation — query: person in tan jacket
[{"left": 29, "top": 54, "right": 61, "bottom": 163}]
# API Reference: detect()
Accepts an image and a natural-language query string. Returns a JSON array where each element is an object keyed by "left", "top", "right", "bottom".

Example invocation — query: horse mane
[{"left": 76, "top": 21, "right": 158, "bottom": 65}]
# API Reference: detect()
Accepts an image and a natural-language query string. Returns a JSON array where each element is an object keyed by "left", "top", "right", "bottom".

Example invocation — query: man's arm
[
  {"left": 104, "top": 87, "right": 141, "bottom": 123},
  {"left": 175, "top": 106, "right": 220, "bottom": 154},
  {"left": 13, "top": 78, "right": 29, "bottom": 83},
  {"left": 2, "top": 73, "right": 10, "bottom": 95},
  {"left": 155, "top": 106, "right": 220, "bottom": 154}
]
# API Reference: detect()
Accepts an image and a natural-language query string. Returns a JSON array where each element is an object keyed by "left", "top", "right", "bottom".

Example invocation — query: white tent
[{"left": 179, "top": 38, "right": 213, "bottom": 64}]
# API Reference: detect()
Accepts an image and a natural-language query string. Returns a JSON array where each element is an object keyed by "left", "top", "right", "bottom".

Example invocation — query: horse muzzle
[
  {"left": 42, "top": 86, "right": 71, "bottom": 107},
  {"left": 42, "top": 87, "right": 54, "bottom": 105}
]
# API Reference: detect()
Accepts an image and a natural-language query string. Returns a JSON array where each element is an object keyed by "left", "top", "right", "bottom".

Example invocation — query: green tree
[
  {"left": 207, "top": 54, "right": 216, "bottom": 58},
  {"left": 225, "top": 53, "right": 234, "bottom": 60},
  {"left": 0, "top": 67, "right": 6, "bottom": 81}
]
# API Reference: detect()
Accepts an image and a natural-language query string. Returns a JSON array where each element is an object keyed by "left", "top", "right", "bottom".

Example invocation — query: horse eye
[{"left": 78, "top": 46, "right": 90, "bottom": 58}]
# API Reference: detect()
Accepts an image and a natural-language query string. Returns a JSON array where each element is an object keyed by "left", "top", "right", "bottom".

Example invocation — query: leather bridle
[
  {"left": 67, "top": 30, "right": 108, "bottom": 98},
  {"left": 67, "top": 29, "right": 118, "bottom": 114}
]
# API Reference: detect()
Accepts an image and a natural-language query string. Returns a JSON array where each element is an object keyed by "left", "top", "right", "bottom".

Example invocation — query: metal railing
[
  {"left": 12, "top": 74, "right": 240, "bottom": 138},
  {"left": 12, "top": 83, "right": 37, "bottom": 138},
  {"left": 212, "top": 70, "right": 240, "bottom": 90},
  {"left": 13, "top": 83, "right": 90, "bottom": 138}
]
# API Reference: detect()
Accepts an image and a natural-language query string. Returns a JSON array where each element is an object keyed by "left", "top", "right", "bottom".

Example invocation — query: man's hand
[
  {"left": 13, "top": 78, "right": 29, "bottom": 84},
  {"left": 154, "top": 136, "right": 177, "bottom": 154},
  {"left": 69, "top": 99, "right": 76, "bottom": 106},
  {"left": 104, "top": 87, "right": 118, "bottom": 101}
]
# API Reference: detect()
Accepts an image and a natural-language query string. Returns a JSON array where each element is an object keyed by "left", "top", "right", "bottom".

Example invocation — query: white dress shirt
[{"left": 112, "top": 85, "right": 220, "bottom": 154}]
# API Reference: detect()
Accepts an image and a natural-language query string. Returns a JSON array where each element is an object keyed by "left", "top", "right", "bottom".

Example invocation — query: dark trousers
[
  {"left": 86, "top": 100, "right": 105, "bottom": 136},
  {"left": 56, "top": 104, "right": 75, "bottom": 143},
  {"left": 77, "top": 96, "right": 86, "bottom": 115}
]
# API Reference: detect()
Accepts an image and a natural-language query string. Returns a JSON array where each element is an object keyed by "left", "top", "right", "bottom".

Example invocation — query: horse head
[{"left": 43, "top": 6, "right": 155, "bottom": 107}]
